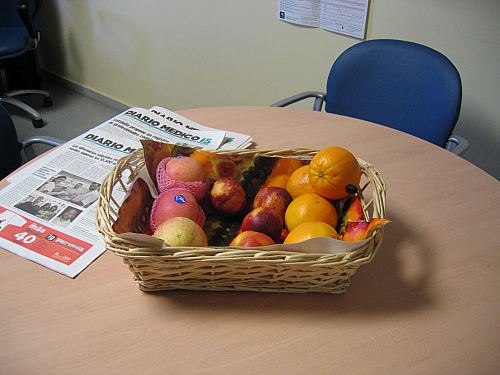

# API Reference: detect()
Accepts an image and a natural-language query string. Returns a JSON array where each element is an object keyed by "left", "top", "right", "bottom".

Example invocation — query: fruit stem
[{"left": 345, "top": 184, "right": 358, "bottom": 194}]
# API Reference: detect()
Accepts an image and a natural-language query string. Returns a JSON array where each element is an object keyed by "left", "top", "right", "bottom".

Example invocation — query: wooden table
[{"left": 1, "top": 107, "right": 499, "bottom": 374}]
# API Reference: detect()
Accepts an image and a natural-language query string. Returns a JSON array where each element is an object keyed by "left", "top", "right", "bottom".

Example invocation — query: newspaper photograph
[{"left": 0, "top": 106, "right": 252, "bottom": 277}]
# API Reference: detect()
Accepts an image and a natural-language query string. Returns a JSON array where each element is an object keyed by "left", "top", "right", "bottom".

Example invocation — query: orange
[
  {"left": 270, "top": 158, "right": 302, "bottom": 176},
  {"left": 284, "top": 193, "right": 338, "bottom": 231},
  {"left": 263, "top": 158, "right": 302, "bottom": 188},
  {"left": 286, "top": 165, "right": 316, "bottom": 198},
  {"left": 264, "top": 174, "right": 289, "bottom": 189},
  {"left": 264, "top": 158, "right": 302, "bottom": 189},
  {"left": 190, "top": 149, "right": 220, "bottom": 175},
  {"left": 284, "top": 221, "right": 339, "bottom": 244},
  {"left": 309, "top": 146, "right": 361, "bottom": 200}
]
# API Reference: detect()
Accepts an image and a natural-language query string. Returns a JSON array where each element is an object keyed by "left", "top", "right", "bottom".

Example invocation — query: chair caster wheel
[
  {"left": 33, "top": 119, "right": 45, "bottom": 128},
  {"left": 43, "top": 96, "right": 53, "bottom": 107}
]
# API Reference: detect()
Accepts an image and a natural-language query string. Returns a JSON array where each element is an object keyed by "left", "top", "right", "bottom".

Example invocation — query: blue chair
[
  {"left": 0, "top": 0, "right": 51, "bottom": 128},
  {"left": 272, "top": 39, "right": 468, "bottom": 155}
]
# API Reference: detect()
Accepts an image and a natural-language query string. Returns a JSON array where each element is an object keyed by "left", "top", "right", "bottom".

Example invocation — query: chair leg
[
  {"left": 5, "top": 89, "right": 53, "bottom": 106},
  {"left": 0, "top": 96, "right": 45, "bottom": 128},
  {"left": 5, "top": 89, "right": 51, "bottom": 101},
  {"left": 21, "top": 142, "right": 37, "bottom": 160}
]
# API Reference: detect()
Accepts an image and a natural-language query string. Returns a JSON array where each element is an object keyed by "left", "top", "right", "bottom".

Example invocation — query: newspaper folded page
[
  {"left": 0, "top": 107, "right": 252, "bottom": 277},
  {"left": 149, "top": 106, "right": 253, "bottom": 150}
]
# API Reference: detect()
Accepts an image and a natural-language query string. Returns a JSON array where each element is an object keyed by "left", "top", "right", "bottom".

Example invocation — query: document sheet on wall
[
  {"left": 0, "top": 107, "right": 252, "bottom": 277},
  {"left": 278, "top": 0, "right": 369, "bottom": 39}
]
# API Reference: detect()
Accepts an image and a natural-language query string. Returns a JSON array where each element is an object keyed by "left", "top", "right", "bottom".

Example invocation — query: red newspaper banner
[{"left": 0, "top": 206, "right": 92, "bottom": 265}]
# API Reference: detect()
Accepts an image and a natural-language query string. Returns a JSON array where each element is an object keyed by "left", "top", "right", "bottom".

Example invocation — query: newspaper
[
  {"left": 149, "top": 106, "right": 253, "bottom": 150},
  {"left": 0, "top": 107, "right": 252, "bottom": 277}
]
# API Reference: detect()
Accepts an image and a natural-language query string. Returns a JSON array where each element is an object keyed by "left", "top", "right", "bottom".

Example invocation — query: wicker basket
[{"left": 97, "top": 148, "right": 386, "bottom": 294}]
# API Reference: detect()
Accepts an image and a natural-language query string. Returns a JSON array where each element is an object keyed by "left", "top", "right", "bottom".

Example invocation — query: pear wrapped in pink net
[{"left": 156, "top": 157, "right": 208, "bottom": 201}]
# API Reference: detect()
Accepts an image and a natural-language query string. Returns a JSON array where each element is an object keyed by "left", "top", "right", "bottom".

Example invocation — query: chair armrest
[
  {"left": 271, "top": 91, "right": 327, "bottom": 112},
  {"left": 446, "top": 134, "right": 469, "bottom": 155},
  {"left": 17, "top": 0, "right": 40, "bottom": 40},
  {"left": 20, "top": 136, "right": 64, "bottom": 160}
]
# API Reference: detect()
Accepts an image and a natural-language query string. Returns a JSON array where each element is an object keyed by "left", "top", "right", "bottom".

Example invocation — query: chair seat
[{"left": 0, "top": 27, "right": 33, "bottom": 59}]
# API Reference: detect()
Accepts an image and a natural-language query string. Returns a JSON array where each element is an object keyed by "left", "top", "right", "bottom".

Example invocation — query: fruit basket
[{"left": 96, "top": 143, "right": 386, "bottom": 294}]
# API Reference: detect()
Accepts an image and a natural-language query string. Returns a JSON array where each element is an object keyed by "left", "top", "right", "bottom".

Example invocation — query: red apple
[
  {"left": 150, "top": 189, "right": 205, "bottom": 231},
  {"left": 280, "top": 228, "right": 289, "bottom": 242},
  {"left": 210, "top": 178, "right": 246, "bottom": 215},
  {"left": 229, "top": 231, "right": 275, "bottom": 247},
  {"left": 215, "top": 159, "right": 236, "bottom": 178},
  {"left": 240, "top": 207, "right": 283, "bottom": 242},
  {"left": 253, "top": 186, "right": 292, "bottom": 218}
]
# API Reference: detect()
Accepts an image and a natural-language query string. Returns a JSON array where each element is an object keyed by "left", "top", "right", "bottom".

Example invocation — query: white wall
[{"left": 40, "top": 0, "right": 500, "bottom": 178}]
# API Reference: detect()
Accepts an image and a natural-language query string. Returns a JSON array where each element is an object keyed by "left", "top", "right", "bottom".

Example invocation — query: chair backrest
[
  {"left": 325, "top": 39, "right": 462, "bottom": 147},
  {"left": 0, "top": 0, "right": 41, "bottom": 34},
  {"left": 0, "top": 1, "right": 21, "bottom": 27},
  {"left": 0, "top": 103, "right": 22, "bottom": 179}
]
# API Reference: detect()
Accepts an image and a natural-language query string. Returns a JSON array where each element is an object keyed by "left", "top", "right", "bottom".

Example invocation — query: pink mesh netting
[
  {"left": 150, "top": 190, "right": 206, "bottom": 231},
  {"left": 155, "top": 157, "right": 208, "bottom": 201}
]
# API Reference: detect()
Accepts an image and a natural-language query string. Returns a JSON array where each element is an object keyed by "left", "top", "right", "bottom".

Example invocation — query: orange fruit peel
[
  {"left": 342, "top": 218, "right": 390, "bottom": 242},
  {"left": 338, "top": 196, "right": 365, "bottom": 235}
]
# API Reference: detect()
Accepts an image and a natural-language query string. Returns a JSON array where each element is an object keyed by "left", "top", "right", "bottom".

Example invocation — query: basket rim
[{"left": 96, "top": 146, "right": 387, "bottom": 263}]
